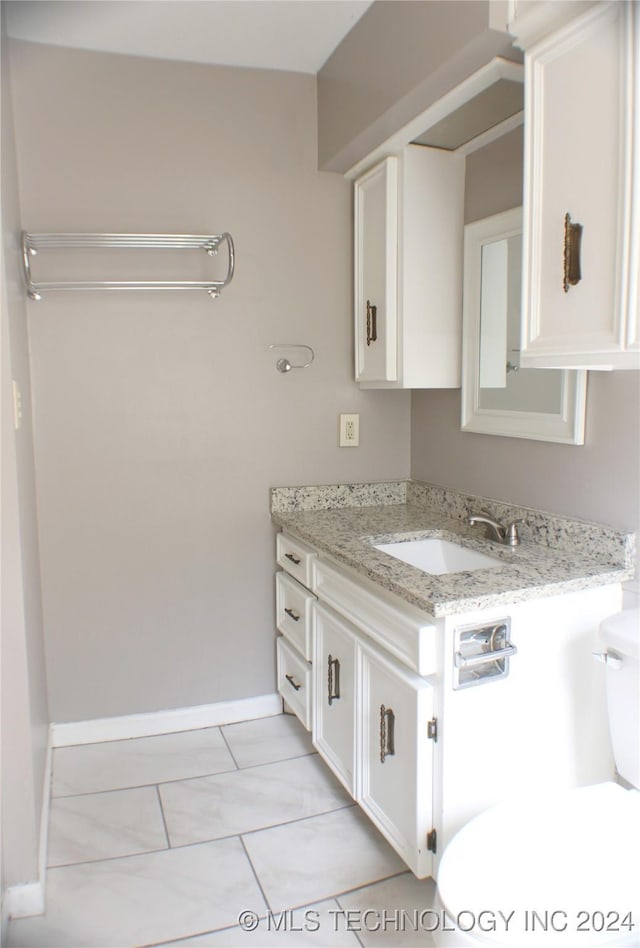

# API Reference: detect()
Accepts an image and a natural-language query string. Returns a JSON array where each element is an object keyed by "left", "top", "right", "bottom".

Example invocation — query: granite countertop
[{"left": 271, "top": 482, "right": 635, "bottom": 618}]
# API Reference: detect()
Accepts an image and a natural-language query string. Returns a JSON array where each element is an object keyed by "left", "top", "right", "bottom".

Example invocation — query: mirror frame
[{"left": 461, "top": 207, "right": 587, "bottom": 444}]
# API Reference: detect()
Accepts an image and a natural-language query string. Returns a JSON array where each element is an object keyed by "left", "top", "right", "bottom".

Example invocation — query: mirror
[{"left": 461, "top": 207, "right": 587, "bottom": 444}]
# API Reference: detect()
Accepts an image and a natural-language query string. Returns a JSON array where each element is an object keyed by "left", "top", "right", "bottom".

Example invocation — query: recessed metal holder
[
  {"left": 268, "top": 344, "right": 314, "bottom": 373},
  {"left": 453, "top": 618, "right": 516, "bottom": 689}
]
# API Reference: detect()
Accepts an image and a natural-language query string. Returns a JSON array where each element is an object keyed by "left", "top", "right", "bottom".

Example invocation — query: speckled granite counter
[{"left": 270, "top": 481, "right": 635, "bottom": 617}]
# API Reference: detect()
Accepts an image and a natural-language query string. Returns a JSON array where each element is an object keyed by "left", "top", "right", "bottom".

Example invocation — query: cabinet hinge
[
  {"left": 426, "top": 829, "right": 437, "bottom": 854},
  {"left": 427, "top": 717, "right": 438, "bottom": 742}
]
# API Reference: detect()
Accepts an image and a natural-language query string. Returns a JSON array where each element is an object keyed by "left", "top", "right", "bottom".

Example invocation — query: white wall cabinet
[
  {"left": 275, "top": 530, "right": 620, "bottom": 878},
  {"left": 518, "top": 1, "right": 639, "bottom": 369},
  {"left": 354, "top": 145, "right": 464, "bottom": 388}
]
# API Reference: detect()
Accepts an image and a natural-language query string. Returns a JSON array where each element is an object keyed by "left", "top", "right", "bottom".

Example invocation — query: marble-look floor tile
[
  {"left": 158, "top": 899, "right": 361, "bottom": 946},
  {"left": 242, "top": 806, "right": 405, "bottom": 913},
  {"left": 160, "top": 754, "right": 350, "bottom": 846},
  {"left": 52, "top": 727, "right": 236, "bottom": 796},
  {"left": 47, "top": 786, "right": 167, "bottom": 867},
  {"left": 7, "top": 838, "right": 266, "bottom": 948},
  {"left": 337, "top": 873, "right": 438, "bottom": 946},
  {"left": 221, "top": 713, "right": 313, "bottom": 769}
]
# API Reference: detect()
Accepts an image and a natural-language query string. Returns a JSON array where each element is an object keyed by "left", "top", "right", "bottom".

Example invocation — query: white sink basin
[{"left": 373, "top": 537, "right": 503, "bottom": 575}]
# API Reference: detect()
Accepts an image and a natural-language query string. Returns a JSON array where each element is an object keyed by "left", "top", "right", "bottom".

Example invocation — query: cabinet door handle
[
  {"left": 327, "top": 654, "right": 341, "bottom": 705},
  {"left": 563, "top": 212, "right": 583, "bottom": 293},
  {"left": 379, "top": 704, "right": 395, "bottom": 763},
  {"left": 285, "top": 673, "right": 301, "bottom": 692},
  {"left": 284, "top": 607, "right": 300, "bottom": 622},
  {"left": 366, "top": 300, "right": 377, "bottom": 346},
  {"left": 284, "top": 552, "right": 301, "bottom": 565}
]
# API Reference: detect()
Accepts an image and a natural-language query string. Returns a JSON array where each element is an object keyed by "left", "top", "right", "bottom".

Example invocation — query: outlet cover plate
[{"left": 339, "top": 413, "right": 359, "bottom": 447}]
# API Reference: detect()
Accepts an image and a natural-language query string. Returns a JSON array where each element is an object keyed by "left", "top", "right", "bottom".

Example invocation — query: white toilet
[{"left": 436, "top": 609, "right": 640, "bottom": 947}]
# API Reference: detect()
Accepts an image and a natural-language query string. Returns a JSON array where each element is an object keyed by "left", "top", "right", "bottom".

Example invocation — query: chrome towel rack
[{"left": 21, "top": 232, "right": 235, "bottom": 300}]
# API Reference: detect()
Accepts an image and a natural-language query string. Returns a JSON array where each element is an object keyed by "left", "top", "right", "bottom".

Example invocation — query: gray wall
[
  {"left": 1, "top": 16, "right": 50, "bottom": 894},
  {"left": 317, "top": 0, "right": 518, "bottom": 173},
  {"left": 411, "top": 128, "right": 640, "bottom": 536},
  {"left": 8, "top": 40, "right": 411, "bottom": 723}
]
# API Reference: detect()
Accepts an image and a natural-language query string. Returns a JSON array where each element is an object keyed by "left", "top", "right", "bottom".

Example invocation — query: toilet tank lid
[{"left": 600, "top": 608, "right": 639, "bottom": 658}]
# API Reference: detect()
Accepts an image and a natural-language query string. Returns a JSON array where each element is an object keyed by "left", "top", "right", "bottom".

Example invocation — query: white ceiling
[{"left": 4, "top": 0, "right": 374, "bottom": 74}]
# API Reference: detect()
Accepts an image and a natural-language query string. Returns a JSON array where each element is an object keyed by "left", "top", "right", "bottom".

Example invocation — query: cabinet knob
[
  {"left": 366, "top": 300, "right": 378, "bottom": 346},
  {"left": 563, "top": 212, "right": 583, "bottom": 292}
]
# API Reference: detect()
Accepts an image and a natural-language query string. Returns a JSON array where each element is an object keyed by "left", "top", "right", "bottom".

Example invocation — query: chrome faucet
[{"left": 467, "top": 512, "right": 525, "bottom": 547}]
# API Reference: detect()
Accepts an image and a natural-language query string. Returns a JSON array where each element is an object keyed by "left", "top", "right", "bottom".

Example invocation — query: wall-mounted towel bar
[{"left": 21, "top": 232, "right": 235, "bottom": 300}]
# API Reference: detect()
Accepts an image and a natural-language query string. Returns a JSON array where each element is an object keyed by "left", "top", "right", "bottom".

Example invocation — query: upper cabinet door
[
  {"left": 520, "top": 2, "right": 639, "bottom": 369},
  {"left": 354, "top": 157, "right": 399, "bottom": 383},
  {"left": 354, "top": 146, "right": 464, "bottom": 388}
]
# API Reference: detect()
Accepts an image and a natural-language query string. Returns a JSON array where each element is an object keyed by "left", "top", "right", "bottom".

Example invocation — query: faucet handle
[{"left": 505, "top": 519, "right": 525, "bottom": 546}]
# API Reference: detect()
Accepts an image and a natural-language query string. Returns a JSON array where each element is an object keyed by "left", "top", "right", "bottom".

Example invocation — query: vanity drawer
[
  {"left": 276, "top": 532, "right": 317, "bottom": 587},
  {"left": 276, "top": 571, "right": 315, "bottom": 661},
  {"left": 277, "top": 636, "right": 312, "bottom": 731}
]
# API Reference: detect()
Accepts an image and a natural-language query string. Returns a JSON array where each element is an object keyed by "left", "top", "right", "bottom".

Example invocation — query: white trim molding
[
  {"left": 51, "top": 693, "right": 282, "bottom": 747},
  {"left": 4, "top": 730, "right": 53, "bottom": 920}
]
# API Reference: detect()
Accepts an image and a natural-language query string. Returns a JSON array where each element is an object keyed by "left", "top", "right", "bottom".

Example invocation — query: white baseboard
[{"left": 51, "top": 693, "right": 282, "bottom": 747}]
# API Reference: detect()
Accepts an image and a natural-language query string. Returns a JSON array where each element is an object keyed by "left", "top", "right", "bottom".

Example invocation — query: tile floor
[{"left": 8, "top": 713, "right": 439, "bottom": 948}]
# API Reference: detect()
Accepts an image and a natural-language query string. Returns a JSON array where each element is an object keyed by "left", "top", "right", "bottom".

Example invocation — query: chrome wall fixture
[
  {"left": 268, "top": 344, "right": 315, "bottom": 373},
  {"left": 21, "top": 232, "right": 235, "bottom": 300}
]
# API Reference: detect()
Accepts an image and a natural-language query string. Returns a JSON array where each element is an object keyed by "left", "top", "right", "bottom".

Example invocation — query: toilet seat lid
[{"left": 438, "top": 783, "right": 640, "bottom": 946}]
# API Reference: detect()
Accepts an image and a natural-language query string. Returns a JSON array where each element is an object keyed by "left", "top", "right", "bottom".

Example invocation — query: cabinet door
[
  {"left": 313, "top": 603, "right": 358, "bottom": 795},
  {"left": 358, "top": 642, "right": 435, "bottom": 879},
  {"left": 354, "top": 157, "right": 398, "bottom": 383},
  {"left": 521, "top": 3, "right": 639, "bottom": 369}
]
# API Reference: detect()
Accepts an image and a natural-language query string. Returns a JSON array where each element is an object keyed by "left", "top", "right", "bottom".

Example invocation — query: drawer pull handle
[
  {"left": 284, "top": 552, "right": 301, "bottom": 565},
  {"left": 366, "top": 299, "right": 378, "bottom": 346},
  {"left": 563, "top": 212, "right": 583, "bottom": 293},
  {"left": 284, "top": 607, "right": 300, "bottom": 622},
  {"left": 380, "top": 704, "right": 395, "bottom": 763},
  {"left": 327, "top": 654, "right": 341, "bottom": 705},
  {"left": 285, "top": 673, "right": 301, "bottom": 692}
]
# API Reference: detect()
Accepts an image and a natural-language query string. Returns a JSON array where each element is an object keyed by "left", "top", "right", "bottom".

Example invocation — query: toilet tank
[{"left": 599, "top": 609, "right": 640, "bottom": 788}]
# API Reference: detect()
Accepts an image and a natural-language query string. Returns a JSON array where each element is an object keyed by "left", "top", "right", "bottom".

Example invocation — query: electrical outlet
[{"left": 339, "top": 413, "right": 359, "bottom": 447}]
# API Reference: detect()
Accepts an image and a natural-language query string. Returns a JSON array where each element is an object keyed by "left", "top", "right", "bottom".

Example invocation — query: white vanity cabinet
[
  {"left": 312, "top": 598, "right": 437, "bottom": 878},
  {"left": 274, "top": 528, "right": 621, "bottom": 879},
  {"left": 517, "top": 1, "right": 639, "bottom": 369},
  {"left": 354, "top": 144, "right": 464, "bottom": 388}
]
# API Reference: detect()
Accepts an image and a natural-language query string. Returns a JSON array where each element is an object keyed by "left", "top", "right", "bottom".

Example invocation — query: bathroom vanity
[{"left": 271, "top": 482, "right": 635, "bottom": 879}]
